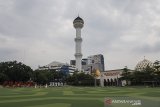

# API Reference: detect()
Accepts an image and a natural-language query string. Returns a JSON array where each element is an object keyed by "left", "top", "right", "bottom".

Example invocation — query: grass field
[{"left": 0, "top": 86, "right": 160, "bottom": 107}]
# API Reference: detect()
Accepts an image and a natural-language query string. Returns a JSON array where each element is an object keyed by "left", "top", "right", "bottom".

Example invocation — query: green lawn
[{"left": 0, "top": 86, "right": 160, "bottom": 107}]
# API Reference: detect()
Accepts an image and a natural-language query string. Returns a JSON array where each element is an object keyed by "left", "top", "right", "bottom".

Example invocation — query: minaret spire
[{"left": 73, "top": 16, "right": 84, "bottom": 71}]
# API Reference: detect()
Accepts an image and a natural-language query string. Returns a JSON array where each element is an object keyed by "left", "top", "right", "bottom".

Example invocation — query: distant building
[
  {"left": 70, "top": 60, "right": 76, "bottom": 66},
  {"left": 38, "top": 61, "right": 76, "bottom": 75},
  {"left": 98, "top": 69, "right": 134, "bottom": 86},
  {"left": 70, "top": 54, "right": 105, "bottom": 72},
  {"left": 70, "top": 59, "right": 89, "bottom": 71},
  {"left": 98, "top": 58, "right": 152, "bottom": 86},
  {"left": 82, "top": 58, "right": 89, "bottom": 72},
  {"left": 88, "top": 54, "right": 105, "bottom": 72},
  {"left": 100, "top": 69, "right": 123, "bottom": 86}
]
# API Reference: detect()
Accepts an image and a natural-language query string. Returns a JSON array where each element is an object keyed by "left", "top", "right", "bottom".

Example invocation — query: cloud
[{"left": 0, "top": 0, "right": 160, "bottom": 70}]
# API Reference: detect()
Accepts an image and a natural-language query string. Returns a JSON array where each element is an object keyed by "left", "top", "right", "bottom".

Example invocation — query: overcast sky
[{"left": 0, "top": 0, "right": 160, "bottom": 70}]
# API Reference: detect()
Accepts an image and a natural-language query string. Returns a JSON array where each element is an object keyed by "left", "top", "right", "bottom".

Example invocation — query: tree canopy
[
  {"left": 66, "top": 72, "right": 94, "bottom": 86},
  {"left": 121, "top": 60, "right": 160, "bottom": 86},
  {"left": 0, "top": 61, "right": 33, "bottom": 83}
]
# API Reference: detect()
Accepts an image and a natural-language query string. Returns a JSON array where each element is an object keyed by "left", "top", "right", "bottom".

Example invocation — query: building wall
[
  {"left": 101, "top": 69, "right": 122, "bottom": 81},
  {"left": 38, "top": 61, "right": 76, "bottom": 75},
  {"left": 88, "top": 54, "right": 105, "bottom": 72},
  {"left": 70, "top": 54, "right": 105, "bottom": 72}
]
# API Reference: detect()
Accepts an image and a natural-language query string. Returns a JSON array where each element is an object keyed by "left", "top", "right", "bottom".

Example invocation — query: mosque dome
[
  {"left": 95, "top": 69, "right": 101, "bottom": 77},
  {"left": 135, "top": 59, "right": 153, "bottom": 71},
  {"left": 73, "top": 16, "right": 84, "bottom": 28}
]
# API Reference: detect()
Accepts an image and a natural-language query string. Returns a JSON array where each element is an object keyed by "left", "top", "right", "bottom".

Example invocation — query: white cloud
[{"left": 0, "top": 0, "right": 160, "bottom": 70}]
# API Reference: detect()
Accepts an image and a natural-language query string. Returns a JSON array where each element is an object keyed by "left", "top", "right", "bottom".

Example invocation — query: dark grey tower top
[{"left": 73, "top": 16, "right": 84, "bottom": 28}]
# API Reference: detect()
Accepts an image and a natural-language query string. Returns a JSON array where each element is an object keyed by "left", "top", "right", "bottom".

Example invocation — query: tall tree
[{"left": 0, "top": 61, "right": 33, "bottom": 82}]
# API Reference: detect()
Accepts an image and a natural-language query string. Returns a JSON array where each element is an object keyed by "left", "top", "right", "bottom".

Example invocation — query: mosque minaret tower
[{"left": 73, "top": 16, "right": 84, "bottom": 71}]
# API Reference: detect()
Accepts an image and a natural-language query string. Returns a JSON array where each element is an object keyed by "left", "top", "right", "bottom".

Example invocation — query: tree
[
  {"left": 33, "top": 70, "right": 53, "bottom": 85},
  {"left": 0, "top": 73, "right": 9, "bottom": 83},
  {"left": 142, "top": 65, "right": 155, "bottom": 81},
  {"left": 153, "top": 60, "right": 160, "bottom": 80},
  {"left": 0, "top": 61, "right": 33, "bottom": 83},
  {"left": 66, "top": 72, "right": 94, "bottom": 86},
  {"left": 121, "top": 66, "right": 131, "bottom": 85},
  {"left": 33, "top": 69, "right": 67, "bottom": 85},
  {"left": 131, "top": 65, "right": 157, "bottom": 86},
  {"left": 153, "top": 60, "right": 160, "bottom": 72}
]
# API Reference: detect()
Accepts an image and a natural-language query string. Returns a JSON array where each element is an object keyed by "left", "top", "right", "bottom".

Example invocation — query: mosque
[
  {"left": 99, "top": 58, "right": 153, "bottom": 86},
  {"left": 38, "top": 16, "right": 154, "bottom": 86},
  {"left": 72, "top": 16, "right": 154, "bottom": 86}
]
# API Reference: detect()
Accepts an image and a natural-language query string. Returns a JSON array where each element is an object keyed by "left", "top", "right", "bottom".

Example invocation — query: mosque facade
[{"left": 98, "top": 58, "right": 154, "bottom": 86}]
